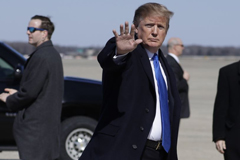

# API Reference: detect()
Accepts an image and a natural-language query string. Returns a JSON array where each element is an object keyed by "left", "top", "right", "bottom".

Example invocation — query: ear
[{"left": 42, "top": 30, "right": 49, "bottom": 40}]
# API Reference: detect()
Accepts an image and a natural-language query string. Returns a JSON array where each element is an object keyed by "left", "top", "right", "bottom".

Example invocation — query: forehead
[
  {"left": 28, "top": 19, "right": 42, "bottom": 27},
  {"left": 140, "top": 15, "right": 167, "bottom": 25},
  {"left": 176, "top": 38, "right": 183, "bottom": 44}
]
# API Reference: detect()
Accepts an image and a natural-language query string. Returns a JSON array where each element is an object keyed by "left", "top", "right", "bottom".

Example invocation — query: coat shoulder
[
  {"left": 219, "top": 61, "right": 239, "bottom": 74},
  {"left": 166, "top": 55, "right": 176, "bottom": 65},
  {"left": 34, "top": 46, "right": 60, "bottom": 61}
]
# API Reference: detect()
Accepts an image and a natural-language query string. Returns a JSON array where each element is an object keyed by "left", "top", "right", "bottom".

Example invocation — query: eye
[
  {"left": 145, "top": 24, "right": 153, "bottom": 28},
  {"left": 158, "top": 25, "right": 165, "bottom": 29}
]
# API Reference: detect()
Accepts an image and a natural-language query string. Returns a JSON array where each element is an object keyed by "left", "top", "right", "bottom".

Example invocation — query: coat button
[
  {"left": 132, "top": 145, "right": 137, "bottom": 149},
  {"left": 145, "top": 108, "right": 149, "bottom": 113},
  {"left": 140, "top": 127, "right": 144, "bottom": 131}
]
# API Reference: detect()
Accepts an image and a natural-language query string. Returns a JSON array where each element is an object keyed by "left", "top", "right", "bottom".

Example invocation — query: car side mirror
[{"left": 14, "top": 64, "right": 24, "bottom": 81}]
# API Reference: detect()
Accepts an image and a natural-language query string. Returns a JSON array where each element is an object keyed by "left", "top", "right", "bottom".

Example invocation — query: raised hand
[{"left": 112, "top": 21, "right": 142, "bottom": 55}]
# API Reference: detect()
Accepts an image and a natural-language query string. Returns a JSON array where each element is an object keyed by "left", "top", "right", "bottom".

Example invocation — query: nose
[
  {"left": 26, "top": 29, "right": 30, "bottom": 35},
  {"left": 152, "top": 25, "right": 158, "bottom": 37}
]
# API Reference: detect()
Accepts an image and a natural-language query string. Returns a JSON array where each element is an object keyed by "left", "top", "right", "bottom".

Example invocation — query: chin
[
  {"left": 148, "top": 44, "right": 162, "bottom": 50},
  {"left": 147, "top": 41, "right": 162, "bottom": 46}
]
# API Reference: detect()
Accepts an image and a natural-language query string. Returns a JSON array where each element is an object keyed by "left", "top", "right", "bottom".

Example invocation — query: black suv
[{"left": 0, "top": 42, "right": 102, "bottom": 160}]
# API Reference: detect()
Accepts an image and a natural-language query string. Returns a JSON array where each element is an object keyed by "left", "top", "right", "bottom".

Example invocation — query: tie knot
[{"left": 152, "top": 53, "right": 158, "bottom": 61}]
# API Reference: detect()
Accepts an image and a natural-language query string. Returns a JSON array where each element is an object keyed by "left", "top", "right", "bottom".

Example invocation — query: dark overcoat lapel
[{"left": 137, "top": 45, "right": 155, "bottom": 87}]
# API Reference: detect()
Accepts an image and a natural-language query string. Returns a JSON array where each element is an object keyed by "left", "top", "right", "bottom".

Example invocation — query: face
[
  {"left": 174, "top": 39, "right": 184, "bottom": 56},
  {"left": 27, "top": 19, "right": 47, "bottom": 47},
  {"left": 136, "top": 15, "right": 168, "bottom": 53}
]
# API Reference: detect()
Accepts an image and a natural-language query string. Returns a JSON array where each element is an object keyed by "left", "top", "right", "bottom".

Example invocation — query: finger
[
  {"left": 220, "top": 148, "right": 224, "bottom": 154},
  {"left": 120, "top": 24, "right": 124, "bottom": 35},
  {"left": 216, "top": 143, "right": 221, "bottom": 153},
  {"left": 4, "top": 88, "right": 11, "bottom": 92},
  {"left": 112, "top": 30, "right": 119, "bottom": 38},
  {"left": 219, "top": 146, "right": 224, "bottom": 154},
  {"left": 216, "top": 145, "right": 221, "bottom": 153},
  {"left": 124, "top": 21, "right": 129, "bottom": 34},
  {"left": 217, "top": 142, "right": 224, "bottom": 154},
  {"left": 130, "top": 24, "right": 136, "bottom": 37},
  {"left": 223, "top": 141, "right": 226, "bottom": 150},
  {"left": 10, "top": 89, "right": 17, "bottom": 94}
]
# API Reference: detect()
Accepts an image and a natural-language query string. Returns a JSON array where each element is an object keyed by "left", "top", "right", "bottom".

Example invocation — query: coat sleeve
[
  {"left": 97, "top": 37, "right": 129, "bottom": 72},
  {"left": 6, "top": 54, "right": 48, "bottom": 111},
  {"left": 170, "top": 64, "right": 188, "bottom": 92},
  {"left": 212, "top": 68, "right": 229, "bottom": 142},
  {"left": 167, "top": 57, "right": 188, "bottom": 92}
]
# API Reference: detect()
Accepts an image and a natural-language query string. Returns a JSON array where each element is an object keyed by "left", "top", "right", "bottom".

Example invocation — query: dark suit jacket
[
  {"left": 6, "top": 40, "right": 64, "bottom": 160},
  {"left": 166, "top": 55, "right": 190, "bottom": 118},
  {"left": 80, "top": 38, "right": 181, "bottom": 160},
  {"left": 213, "top": 61, "right": 240, "bottom": 159}
]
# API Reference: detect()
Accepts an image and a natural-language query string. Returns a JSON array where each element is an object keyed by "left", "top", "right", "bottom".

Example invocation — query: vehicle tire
[{"left": 59, "top": 116, "right": 97, "bottom": 160}]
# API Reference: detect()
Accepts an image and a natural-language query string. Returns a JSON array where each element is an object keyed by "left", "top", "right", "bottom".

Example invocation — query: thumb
[
  {"left": 135, "top": 39, "right": 143, "bottom": 45},
  {"left": 223, "top": 141, "right": 226, "bottom": 150},
  {"left": 133, "top": 39, "right": 143, "bottom": 48}
]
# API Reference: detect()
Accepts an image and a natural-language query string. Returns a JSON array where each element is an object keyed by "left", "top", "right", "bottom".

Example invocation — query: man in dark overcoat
[
  {"left": 213, "top": 61, "right": 240, "bottom": 160},
  {"left": 0, "top": 15, "right": 63, "bottom": 160},
  {"left": 80, "top": 3, "right": 181, "bottom": 160},
  {"left": 166, "top": 37, "right": 190, "bottom": 118}
]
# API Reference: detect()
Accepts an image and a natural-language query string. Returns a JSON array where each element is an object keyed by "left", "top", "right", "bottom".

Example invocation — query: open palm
[{"left": 113, "top": 21, "right": 142, "bottom": 55}]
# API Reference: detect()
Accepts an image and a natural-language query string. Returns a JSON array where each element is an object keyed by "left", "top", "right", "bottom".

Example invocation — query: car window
[{"left": 0, "top": 57, "right": 14, "bottom": 81}]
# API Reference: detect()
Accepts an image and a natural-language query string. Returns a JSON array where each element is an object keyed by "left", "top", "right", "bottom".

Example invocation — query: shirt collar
[
  {"left": 168, "top": 53, "right": 180, "bottom": 63},
  {"left": 145, "top": 49, "right": 158, "bottom": 60}
]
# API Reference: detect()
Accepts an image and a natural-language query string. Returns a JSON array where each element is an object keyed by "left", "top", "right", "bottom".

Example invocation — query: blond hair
[{"left": 133, "top": 3, "right": 174, "bottom": 30}]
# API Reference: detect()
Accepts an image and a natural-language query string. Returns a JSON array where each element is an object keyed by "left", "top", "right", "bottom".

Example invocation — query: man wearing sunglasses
[
  {"left": 0, "top": 15, "right": 63, "bottom": 160},
  {"left": 166, "top": 37, "right": 190, "bottom": 120}
]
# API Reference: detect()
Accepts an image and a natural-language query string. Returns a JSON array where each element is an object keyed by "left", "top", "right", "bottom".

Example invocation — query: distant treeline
[
  {"left": 160, "top": 45, "right": 240, "bottom": 56},
  {"left": 4, "top": 41, "right": 79, "bottom": 55},
  {"left": 4, "top": 41, "right": 240, "bottom": 56}
]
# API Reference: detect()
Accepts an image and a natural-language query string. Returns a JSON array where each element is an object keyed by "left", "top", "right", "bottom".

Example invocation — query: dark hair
[
  {"left": 31, "top": 15, "right": 54, "bottom": 40},
  {"left": 133, "top": 3, "right": 174, "bottom": 30}
]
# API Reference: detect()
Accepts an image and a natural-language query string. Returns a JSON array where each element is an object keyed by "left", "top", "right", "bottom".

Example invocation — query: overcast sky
[{"left": 1, "top": 0, "right": 240, "bottom": 47}]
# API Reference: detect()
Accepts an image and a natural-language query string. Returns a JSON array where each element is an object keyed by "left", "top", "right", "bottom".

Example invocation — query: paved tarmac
[{"left": 1, "top": 56, "right": 239, "bottom": 160}]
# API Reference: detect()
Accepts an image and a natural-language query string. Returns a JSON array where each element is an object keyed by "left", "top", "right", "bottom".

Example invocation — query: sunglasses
[
  {"left": 27, "top": 27, "right": 47, "bottom": 33},
  {"left": 175, "top": 44, "right": 184, "bottom": 47}
]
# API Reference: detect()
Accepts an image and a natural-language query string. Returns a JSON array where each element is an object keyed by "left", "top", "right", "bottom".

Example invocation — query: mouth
[{"left": 149, "top": 38, "right": 158, "bottom": 42}]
